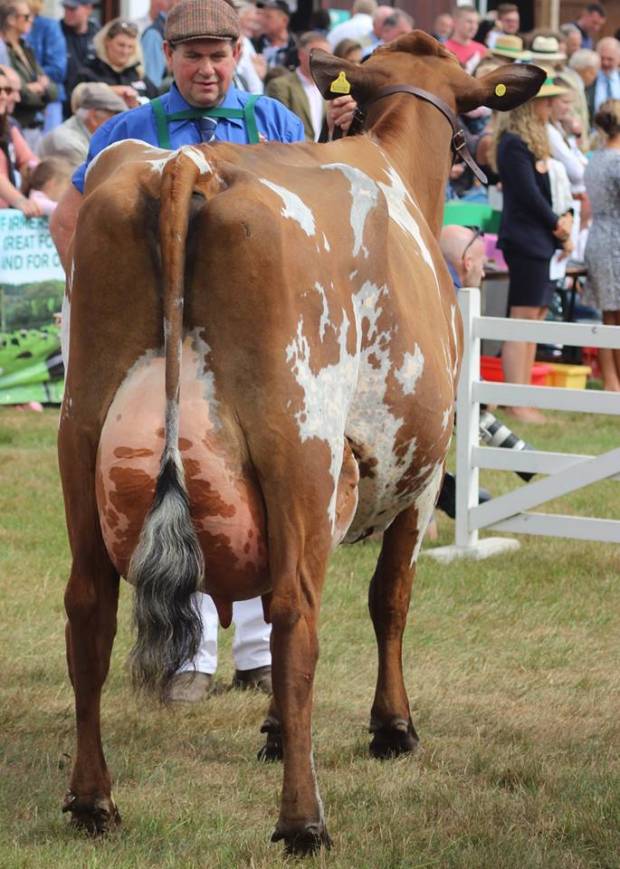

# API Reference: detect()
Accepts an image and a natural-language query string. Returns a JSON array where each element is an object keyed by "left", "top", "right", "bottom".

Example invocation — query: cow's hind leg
[
  {"left": 60, "top": 430, "right": 121, "bottom": 834},
  {"left": 259, "top": 496, "right": 332, "bottom": 855},
  {"left": 368, "top": 504, "right": 430, "bottom": 759}
]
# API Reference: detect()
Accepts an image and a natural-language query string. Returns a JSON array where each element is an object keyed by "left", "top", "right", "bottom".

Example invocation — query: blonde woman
[
  {"left": 583, "top": 99, "right": 620, "bottom": 391},
  {"left": 492, "top": 78, "right": 573, "bottom": 422}
]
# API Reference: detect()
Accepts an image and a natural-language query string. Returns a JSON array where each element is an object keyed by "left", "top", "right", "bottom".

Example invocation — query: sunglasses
[
  {"left": 16, "top": 12, "right": 32, "bottom": 20},
  {"left": 108, "top": 20, "right": 138, "bottom": 37},
  {"left": 461, "top": 226, "right": 483, "bottom": 263},
  {"left": 0, "top": 86, "right": 13, "bottom": 94}
]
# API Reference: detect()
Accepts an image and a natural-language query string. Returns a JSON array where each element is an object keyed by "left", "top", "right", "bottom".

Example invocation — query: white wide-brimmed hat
[{"left": 530, "top": 35, "right": 567, "bottom": 64}]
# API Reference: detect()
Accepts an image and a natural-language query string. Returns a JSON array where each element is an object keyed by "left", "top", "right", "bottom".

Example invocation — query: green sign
[{"left": 0, "top": 210, "right": 65, "bottom": 405}]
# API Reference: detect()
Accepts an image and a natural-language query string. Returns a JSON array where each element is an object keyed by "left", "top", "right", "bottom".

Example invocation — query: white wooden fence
[{"left": 429, "top": 287, "right": 620, "bottom": 562}]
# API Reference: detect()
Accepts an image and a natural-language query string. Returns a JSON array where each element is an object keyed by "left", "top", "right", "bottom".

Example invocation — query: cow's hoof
[
  {"left": 62, "top": 791, "right": 121, "bottom": 836},
  {"left": 272, "top": 822, "right": 332, "bottom": 855},
  {"left": 369, "top": 717, "right": 419, "bottom": 759},
  {"left": 257, "top": 715, "right": 283, "bottom": 762},
  {"left": 257, "top": 731, "right": 283, "bottom": 762}
]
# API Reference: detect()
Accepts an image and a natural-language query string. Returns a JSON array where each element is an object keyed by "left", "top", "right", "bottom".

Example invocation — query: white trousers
[{"left": 178, "top": 593, "right": 271, "bottom": 675}]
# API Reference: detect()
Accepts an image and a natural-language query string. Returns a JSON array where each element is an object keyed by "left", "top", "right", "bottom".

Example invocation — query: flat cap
[
  {"left": 165, "top": 0, "right": 241, "bottom": 44},
  {"left": 71, "top": 82, "right": 127, "bottom": 113}
]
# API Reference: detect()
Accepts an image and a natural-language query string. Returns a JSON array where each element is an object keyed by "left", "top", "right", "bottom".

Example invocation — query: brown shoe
[
  {"left": 165, "top": 672, "right": 213, "bottom": 703},
  {"left": 232, "top": 666, "right": 272, "bottom": 694}
]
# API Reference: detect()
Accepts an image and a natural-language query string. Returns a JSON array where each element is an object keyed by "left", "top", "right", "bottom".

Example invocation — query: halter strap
[
  {"left": 151, "top": 94, "right": 261, "bottom": 149},
  {"left": 355, "top": 84, "right": 488, "bottom": 185}
]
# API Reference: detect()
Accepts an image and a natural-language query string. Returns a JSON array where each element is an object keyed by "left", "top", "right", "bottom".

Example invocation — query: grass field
[{"left": 0, "top": 408, "right": 619, "bottom": 868}]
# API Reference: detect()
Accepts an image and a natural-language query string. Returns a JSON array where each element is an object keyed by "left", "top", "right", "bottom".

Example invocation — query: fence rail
[{"left": 427, "top": 287, "right": 620, "bottom": 562}]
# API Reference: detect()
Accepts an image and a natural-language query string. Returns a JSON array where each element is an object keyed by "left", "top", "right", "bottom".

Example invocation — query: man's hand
[
  {"left": 111, "top": 85, "right": 141, "bottom": 108},
  {"left": 326, "top": 95, "right": 357, "bottom": 137},
  {"left": 553, "top": 212, "right": 573, "bottom": 242}
]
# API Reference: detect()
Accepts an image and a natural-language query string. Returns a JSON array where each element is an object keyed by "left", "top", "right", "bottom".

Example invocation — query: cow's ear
[
  {"left": 456, "top": 63, "right": 546, "bottom": 113},
  {"left": 310, "top": 49, "right": 386, "bottom": 102}
]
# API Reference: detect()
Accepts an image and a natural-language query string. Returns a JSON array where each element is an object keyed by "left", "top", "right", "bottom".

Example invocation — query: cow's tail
[{"left": 128, "top": 150, "right": 208, "bottom": 698}]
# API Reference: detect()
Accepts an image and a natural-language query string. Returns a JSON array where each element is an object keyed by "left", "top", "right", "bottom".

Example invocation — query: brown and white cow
[{"left": 58, "top": 33, "right": 543, "bottom": 854}]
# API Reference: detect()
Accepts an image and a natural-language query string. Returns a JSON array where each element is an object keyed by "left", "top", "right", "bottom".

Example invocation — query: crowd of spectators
[{"left": 0, "top": 0, "right": 618, "bottom": 400}]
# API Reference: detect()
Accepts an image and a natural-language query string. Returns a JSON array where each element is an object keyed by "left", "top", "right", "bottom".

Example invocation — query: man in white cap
[{"left": 51, "top": 0, "right": 305, "bottom": 703}]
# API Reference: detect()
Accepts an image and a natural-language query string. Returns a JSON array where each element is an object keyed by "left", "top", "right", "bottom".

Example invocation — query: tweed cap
[
  {"left": 165, "top": 0, "right": 241, "bottom": 44},
  {"left": 71, "top": 82, "right": 127, "bottom": 114}
]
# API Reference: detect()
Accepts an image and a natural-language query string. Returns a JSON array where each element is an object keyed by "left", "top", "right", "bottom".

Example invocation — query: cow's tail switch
[{"left": 128, "top": 149, "right": 208, "bottom": 698}]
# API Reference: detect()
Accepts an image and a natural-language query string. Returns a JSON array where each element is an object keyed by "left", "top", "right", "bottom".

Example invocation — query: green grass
[{"left": 1, "top": 408, "right": 619, "bottom": 868}]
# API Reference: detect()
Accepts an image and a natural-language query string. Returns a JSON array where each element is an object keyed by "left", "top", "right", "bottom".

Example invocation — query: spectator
[
  {"left": 567, "top": 47, "right": 600, "bottom": 139},
  {"left": 253, "top": 0, "right": 296, "bottom": 69},
  {"left": 76, "top": 18, "right": 159, "bottom": 109},
  {"left": 582, "top": 99, "right": 620, "bottom": 391},
  {"left": 0, "top": 65, "right": 40, "bottom": 214},
  {"left": 432, "top": 13, "right": 453, "bottom": 44},
  {"left": 266, "top": 31, "right": 329, "bottom": 141},
  {"left": 486, "top": 3, "right": 520, "bottom": 49},
  {"left": 60, "top": 0, "right": 98, "bottom": 118},
  {"left": 333, "top": 38, "right": 363, "bottom": 64},
  {"left": 141, "top": 0, "right": 173, "bottom": 89},
  {"left": 327, "top": 0, "right": 375, "bottom": 50},
  {"left": 361, "top": 5, "right": 399, "bottom": 58},
  {"left": 445, "top": 5, "right": 488, "bottom": 74},
  {"left": 26, "top": 0, "right": 67, "bottom": 133},
  {"left": 559, "top": 23, "right": 583, "bottom": 59},
  {"left": 0, "top": 0, "right": 57, "bottom": 151},
  {"left": 547, "top": 79, "right": 586, "bottom": 190},
  {"left": 236, "top": 3, "right": 266, "bottom": 94},
  {"left": 380, "top": 10, "right": 414, "bottom": 45},
  {"left": 528, "top": 34, "right": 566, "bottom": 71},
  {"left": 492, "top": 77, "right": 573, "bottom": 423},
  {"left": 591, "top": 37, "right": 620, "bottom": 113},
  {"left": 439, "top": 225, "right": 486, "bottom": 289},
  {"left": 38, "top": 81, "right": 126, "bottom": 167},
  {"left": 489, "top": 34, "right": 532, "bottom": 64},
  {"left": 23, "top": 155, "right": 72, "bottom": 214},
  {"left": 572, "top": 2, "right": 606, "bottom": 51}
]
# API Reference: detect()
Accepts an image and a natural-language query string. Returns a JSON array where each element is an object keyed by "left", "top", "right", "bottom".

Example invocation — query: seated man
[{"left": 38, "top": 82, "right": 126, "bottom": 167}]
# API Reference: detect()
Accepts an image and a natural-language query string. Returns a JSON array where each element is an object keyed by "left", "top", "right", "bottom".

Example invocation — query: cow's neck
[{"left": 368, "top": 97, "right": 453, "bottom": 237}]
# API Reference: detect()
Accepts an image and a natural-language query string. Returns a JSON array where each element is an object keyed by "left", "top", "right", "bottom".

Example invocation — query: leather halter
[{"left": 350, "top": 83, "right": 488, "bottom": 185}]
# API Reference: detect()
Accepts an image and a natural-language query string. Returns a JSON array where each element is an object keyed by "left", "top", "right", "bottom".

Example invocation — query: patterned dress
[{"left": 583, "top": 148, "right": 620, "bottom": 311}]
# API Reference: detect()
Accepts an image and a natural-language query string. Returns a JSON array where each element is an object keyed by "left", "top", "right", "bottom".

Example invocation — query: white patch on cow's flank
[
  {"left": 313, "top": 282, "right": 330, "bottom": 341},
  {"left": 259, "top": 179, "right": 315, "bottom": 236},
  {"left": 441, "top": 407, "right": 451, "bottom": 431},
  {"left": 188, "top": 329, "right": 223, "bottom": 431},
  {"left": 395, "top": 345, "right": 424, "bottom": 395},
  {"left": 343, "top": 281, "right": 419, "bottom": 536},
  {"left": 377, "top": 165, "right": 440, "bottom": 295},
  {"left": 321, "top": 163, "right": 379, "bottom": 257},
  {"left": 322, "top": 233, "right": 330, "bottom": 252},
  {"left": 286, "top": 308, "right": 359, "bottom": 530},
  {"left": 410, "top": 461, "right": 444, "bottom": 564}
]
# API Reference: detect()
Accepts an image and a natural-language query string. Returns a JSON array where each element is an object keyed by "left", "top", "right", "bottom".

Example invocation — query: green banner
[{"left": 0, "top": 210, "right": 65, "bottom": 405}]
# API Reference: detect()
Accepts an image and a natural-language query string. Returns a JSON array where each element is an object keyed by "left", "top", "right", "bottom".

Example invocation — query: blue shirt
[
  {"left": 594, "top": 70, "right": 620, "bottom": 112},
  {"left": 72, "top": 84, "right": 305, "bottom": 193},
  {"left": 141, "top": 13, "right": 166, "bottom": 88}
]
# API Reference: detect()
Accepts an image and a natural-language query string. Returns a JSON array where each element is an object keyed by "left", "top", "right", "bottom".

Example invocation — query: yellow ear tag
[
  {"left": 330, "top": 71, "right": 351, "bottom": 95},
  {"left": 495, "top": 83, "right": 507, "bottom": 97}
]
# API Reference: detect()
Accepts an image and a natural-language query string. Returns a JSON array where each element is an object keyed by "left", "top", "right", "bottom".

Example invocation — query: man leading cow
[{"left": 51, "top": 0, "right": 305, "bottom": 703}]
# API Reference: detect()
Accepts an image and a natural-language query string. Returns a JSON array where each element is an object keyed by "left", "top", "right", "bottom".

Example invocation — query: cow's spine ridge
[{"left": 128, "top": 150, "right": 206, "bottom": 697}]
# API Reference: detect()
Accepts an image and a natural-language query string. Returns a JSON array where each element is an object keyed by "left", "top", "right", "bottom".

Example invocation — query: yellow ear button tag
[
  {"left": 495, "top": 83, "right": 507, "bottom": 97},
  {"left": 330, "top": 71, "right": 351, "bottom": 95}
]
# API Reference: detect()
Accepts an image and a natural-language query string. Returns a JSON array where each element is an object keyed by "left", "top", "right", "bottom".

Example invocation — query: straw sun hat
[{"left": 490, "top": 34, "right": 532, "bottom": 61}]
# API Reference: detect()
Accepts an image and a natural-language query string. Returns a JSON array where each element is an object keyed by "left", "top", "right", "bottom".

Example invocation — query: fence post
[{"left": 455, "top": 287, "right": 480, "bottom": 550}]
